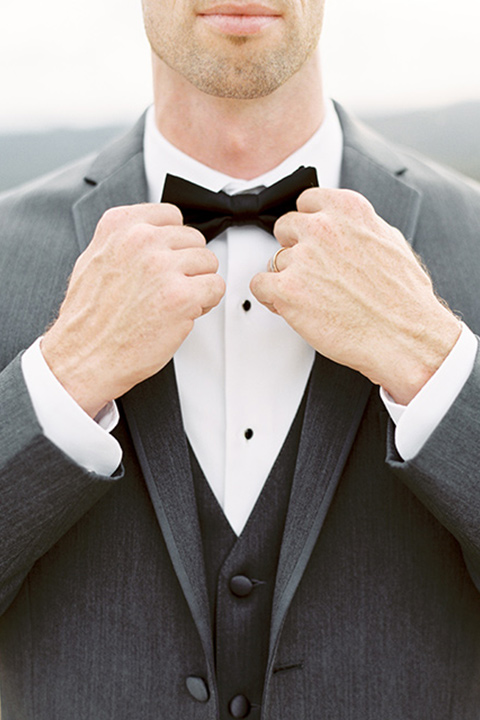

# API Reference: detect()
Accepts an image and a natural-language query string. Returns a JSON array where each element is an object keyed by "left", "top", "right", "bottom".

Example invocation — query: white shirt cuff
[
  {"left": 21, "top": 338, "right": 122, "bottom": 476},
  {"left": 380, "top": 323, "right": 478, "bottom": 461}
]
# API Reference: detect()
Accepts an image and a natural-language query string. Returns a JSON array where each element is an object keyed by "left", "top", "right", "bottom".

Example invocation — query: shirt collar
[{"left": 143, "top": 98, "right": 343, "bottom": 202}]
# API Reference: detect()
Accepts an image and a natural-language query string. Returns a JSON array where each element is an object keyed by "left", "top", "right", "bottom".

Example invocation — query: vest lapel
[
  {"left": 268, "top": 106, "right": 423, "bottom": 672},
  {"left": 71, "top": 118, "right": 215, "bottom": 681}
]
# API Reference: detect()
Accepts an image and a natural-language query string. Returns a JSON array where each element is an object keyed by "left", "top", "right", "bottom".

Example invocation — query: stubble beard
[
  {"left": 173, "top": 41, "right": 317, "bottom": 99},
  {"left": 146, "top": 17, "right": 321, "bottom": 99}
]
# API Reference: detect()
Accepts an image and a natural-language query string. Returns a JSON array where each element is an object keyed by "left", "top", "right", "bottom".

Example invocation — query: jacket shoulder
[
  {"left": 0, "top": 158, "right": 95, "bottom": 361},
  {"left": 0, "top": 115, "right": 146, "bottom": 251},
  {"left": 0, "top": 154, "right": 96, "bottom": 253},
  {"left": 388, "top": 146, "right": 480, "bottom": 329}
]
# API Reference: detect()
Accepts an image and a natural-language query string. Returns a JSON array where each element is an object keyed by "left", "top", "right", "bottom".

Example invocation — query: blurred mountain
[
  {"left": 363, "top": 101, "right": 480, "bottom": 183},
  {"left": 1, "top": 101, "right": 480, "bottom": 193},
  {"left": 0, "top": 126, "right": 125, "bottom": 193}
]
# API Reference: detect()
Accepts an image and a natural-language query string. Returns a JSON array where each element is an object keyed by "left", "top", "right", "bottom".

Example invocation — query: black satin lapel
[
  {"left": 120, "top": 362, "right": 214, "bottom": 675},
  {"left": 268, "top": 354, "right": 372, "bottom": 668}
]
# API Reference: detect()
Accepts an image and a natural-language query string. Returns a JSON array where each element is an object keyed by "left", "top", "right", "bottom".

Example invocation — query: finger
[
  {"left": 297, "top": 187, "right": 374, "bottom": 217},
  {"left": 250, "top": 270, "right": 279, "bottom": 308},
  {"left": 177, "top": 247, "right": 219, "bottom": 276},
  {"left": 149, "top": 202, "right": 184, "bottom": 226},
  {"left": 189, "top": 273, "right": 226, "bottom": 314},
  {"left": 260, "top": 302, "right": 279, "bottom": 315},
  {"left": 296, "top": 187, "right": 336, "bottom": 213},
  {"left": 158, "top": 224, "right": 207, "bottom": 249},
  {"left": 100, "top": 202, "right": 184, "bottom": 231},
  {"left": 268, "top": 246, "right": 290, "bottom": 273},
  {"left": 273, "top": 211, "right": 301, "bottom": 247},
  {"left": 119, "top": 223, "right": 206, "bottom": 253}
]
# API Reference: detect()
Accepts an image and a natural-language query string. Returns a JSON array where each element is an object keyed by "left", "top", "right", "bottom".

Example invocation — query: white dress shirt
[{"left": 21, "top": 101, "right": 478, "bottom": 535}]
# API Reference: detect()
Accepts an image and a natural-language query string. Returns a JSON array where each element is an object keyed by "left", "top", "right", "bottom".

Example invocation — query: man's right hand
[{"left": 41, "top": 203, "right": 225, "bottom": 418}]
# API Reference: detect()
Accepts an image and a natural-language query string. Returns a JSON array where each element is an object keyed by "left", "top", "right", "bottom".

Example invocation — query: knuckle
[
  {"left": 165, "top": 277, "right": 189, "bottom": 310},
  {"left": 274, "top": 210, "right": 296, "bottom": 234},
  {"left": 304, "top": 211, "right": 333, "bottom": 238},
  {"left": 279, "top": 264, "right": 305, "bottom": 298},
  {"left": 184, "top": 225, "right": 207, "bottom": 246},
  {"left": 249, "top": 273, "right": 260, "bottom": 296},
  {"left": 99, "top": 205, "right": 131, "bottom": 231},
  {"left": 341, "top": 189, "right": 374, "bottom": 214},
  {"left": 281, "top": 283, "right": 300, "bottom": 311},
  {"left": 129, "top": 222, "right": 155, "bottom": 246},
  {"left": 298, "top": 186, "right": 321, "bottom": 207},
  {"left": 190, "top": 248, "right": 218, "bottom": 273},
  {"left": 294, "top": 242, "right": 313, "bottom": 264},
  {"left": 302, "top": 187, "right": 320, "bottom": 199},
  {"left": 201, "top": 275, "right": 225, "bottom": 310},
  {"left": 143, "top": 250, "right": 167, "bottom": 278},
  {"left": 277, "top": 270, "right": 294, "bottom": 296},
  {"left": 158, "top": 202, "right": 184, "bottom": 225},
  {"left": 279, "top": 210, "right": 298, "bottom": 225},
  {"left": 205, "top": 249, "right": 219, "bottom": 272},
  {"left": 189, "top": 300, "right": 204, "bottom": 319},
  {"left": 212, "top": 273, "right": 226, "bottom": 296}
]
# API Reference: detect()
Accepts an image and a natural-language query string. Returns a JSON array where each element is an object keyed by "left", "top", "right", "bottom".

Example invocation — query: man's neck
[{"left": 152, "top": 54, "right": 325, "bottom": 180}]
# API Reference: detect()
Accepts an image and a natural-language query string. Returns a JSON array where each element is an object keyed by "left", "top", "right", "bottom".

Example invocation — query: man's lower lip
[{"left": 198, "top": 13, "right": 280, "bottom": 34}]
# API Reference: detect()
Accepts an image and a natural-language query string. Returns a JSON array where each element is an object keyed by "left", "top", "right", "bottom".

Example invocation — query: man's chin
[{"left": 188, "top": 71, "right": 288, "bottom": 100}]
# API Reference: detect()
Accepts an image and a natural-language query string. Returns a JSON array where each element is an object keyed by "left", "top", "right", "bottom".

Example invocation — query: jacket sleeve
[
  {"left": 387, "top": 345, "right": 480, "bottom": 589},
  {"left": 0, "top": 354, "right": 123, "bottom": 615}
]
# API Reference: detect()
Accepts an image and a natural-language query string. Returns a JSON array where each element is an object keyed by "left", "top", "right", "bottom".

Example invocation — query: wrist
[
  {"left": 379, "top": 308, "right": 462, "bottom": 405},
  {"left": 41, "top": 330, "right": 112, "bottom": 419}
]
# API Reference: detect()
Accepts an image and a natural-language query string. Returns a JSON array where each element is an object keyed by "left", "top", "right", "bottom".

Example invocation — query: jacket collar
[
  {"left": 335, "top": 102, "right": 422, "bottom": 244},
  {"left": 72, "top": 114, "right": 148, "bottom": 254}
]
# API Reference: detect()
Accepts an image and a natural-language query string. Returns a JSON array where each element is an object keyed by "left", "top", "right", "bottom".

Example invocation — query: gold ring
[{"left": 269, "top": 247, "right": 287, "bottom": 273}]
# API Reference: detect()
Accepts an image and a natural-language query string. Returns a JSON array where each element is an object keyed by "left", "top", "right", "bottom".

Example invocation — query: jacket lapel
[
  {"left": 268, "top": 104, "right": 423, "bottom": 668},
  {"left": 71, "top": 118, "right": 215, "bottom": 679},
  {"left": 72, "top": 116, "right": 149, "bottom": 253},
  {"left": 336, "top": 102, "right": 423, "bottom": 244},
  {"left": 121, "top": 364, "right": 214, "bottom": 676}
]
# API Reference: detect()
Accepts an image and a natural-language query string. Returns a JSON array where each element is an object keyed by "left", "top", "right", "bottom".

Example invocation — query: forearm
[
  {"left": 386, "top": 345, "right": 480, "bottom": 588},
  {"left": 0, "top": 354, "right": 123, "bottom": 614}
]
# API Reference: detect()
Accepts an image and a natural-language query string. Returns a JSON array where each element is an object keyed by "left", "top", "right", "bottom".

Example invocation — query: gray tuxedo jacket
[{"left": 1, "top": 105, "right": 480, "bottom": 719}]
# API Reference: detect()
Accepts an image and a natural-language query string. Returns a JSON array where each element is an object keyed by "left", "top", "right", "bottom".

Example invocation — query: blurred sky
[{"left": 1, "top": 0, "right": 479, "bottom": 131}]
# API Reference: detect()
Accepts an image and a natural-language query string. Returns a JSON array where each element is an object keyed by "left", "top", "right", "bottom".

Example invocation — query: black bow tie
[{"left": 161, "top": 166, "right": 319, "bottom": 241}]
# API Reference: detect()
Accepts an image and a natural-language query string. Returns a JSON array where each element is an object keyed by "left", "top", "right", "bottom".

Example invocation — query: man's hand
[
  {"left": 250, "top": 188, "right": 461, "bottom": 405},
  {"left": 41, "top": 203, "right": 225, "bottom": 417}
]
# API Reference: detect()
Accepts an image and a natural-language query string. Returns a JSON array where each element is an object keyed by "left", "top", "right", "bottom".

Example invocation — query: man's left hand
[{"left": 250, "top": 188, "right": 461, "bottom": 405}]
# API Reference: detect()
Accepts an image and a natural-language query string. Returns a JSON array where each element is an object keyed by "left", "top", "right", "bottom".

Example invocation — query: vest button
[
  {"left": 229, "top": 694, "right": 251, "bottom": 718},
  {"left": 229, "top": 574, "right": 254, "bottom": 597},
  {"left": 185, "top": 676, "right": 210, "bottom": 703}
]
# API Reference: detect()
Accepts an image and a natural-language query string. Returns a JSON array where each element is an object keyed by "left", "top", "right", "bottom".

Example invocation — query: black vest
[{"left": 190, "top": 393, "right": 307, "bottom": 719}]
